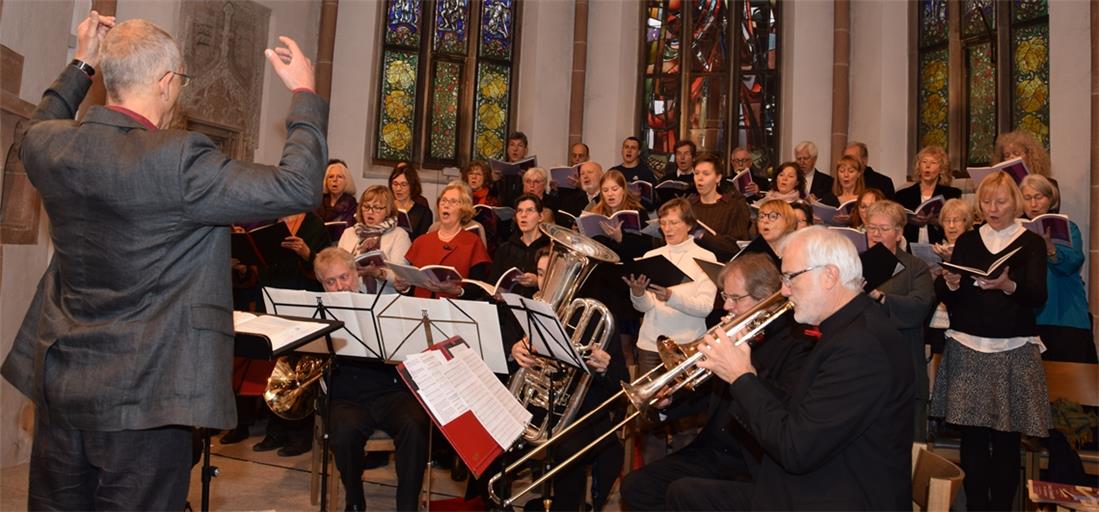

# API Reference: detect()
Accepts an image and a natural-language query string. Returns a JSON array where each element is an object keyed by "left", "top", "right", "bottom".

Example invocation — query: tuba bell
[
  {"left": 507, "top": 224, "right": 620, "bottom": 445},
  {"left": 264, "top": 354, "right": 328, "bottom": 420}
]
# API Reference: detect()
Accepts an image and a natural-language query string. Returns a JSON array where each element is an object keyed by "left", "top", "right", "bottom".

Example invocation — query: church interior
[{"left": 1, "top": 0, "right": 1096, "bottom": 509}]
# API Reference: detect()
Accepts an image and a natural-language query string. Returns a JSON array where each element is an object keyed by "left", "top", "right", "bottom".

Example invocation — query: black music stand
[{"left": 214, "top": 314, "right": 342, "bottom": 512}]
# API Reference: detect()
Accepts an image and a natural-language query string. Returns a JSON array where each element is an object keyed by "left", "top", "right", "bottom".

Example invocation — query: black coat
[
  {"left": 806, "top": 169, "right": 834, "bottom": 200},
  {"left": 895, "top": 183, "right": 962, "bottom": 244},
  {"left": 863, "top": 166, "right": 896, "bottom": 199},
  {"left": 729, "top": 294, "right": 915, "bottom": 510}
]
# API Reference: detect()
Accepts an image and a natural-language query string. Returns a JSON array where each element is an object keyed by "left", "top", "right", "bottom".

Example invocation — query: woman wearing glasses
[
  {"left": 753, "top": 199, "right": 798, "bottom": 264},
  {"left": 337, "top": 185, "right": 411, "bottom": 294},
  {"left": 389, "top": 162, "right": 434, "bottom": 240},
  {"left": 862, "top": 200, "right": 936, "bottom": 440},
  {"left": 398, "top": 181, "right": 491, "bottom": 299}
]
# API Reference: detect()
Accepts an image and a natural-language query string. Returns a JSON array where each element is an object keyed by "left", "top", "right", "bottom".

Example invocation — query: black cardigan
[
  {"left": 934, "top": 227, "right": 1047, "bottom": 338},
  {"left": 895, "top": 183, "right": 962, "bottom": 244}
]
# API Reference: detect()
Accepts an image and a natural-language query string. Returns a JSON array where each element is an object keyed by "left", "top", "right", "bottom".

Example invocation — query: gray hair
[
  {"left": 524, "top": 167, "right": 549, "bottom": 194},
  {"left": 794, "top": 140, "right": 818, "bottom": 158},
  {"left": 1020, "top": 174, "right": 1060, "bottom": 212},
  {"left": 784, "top": 226, "right": 863, "bottom": 291},
  {"left": 864, "top": 200, "right": 907, "bottom": 230},
  {"left": 99, "top": 20, "right": 182, "bottom": 102},
  {"left": 314, "top": 247, "right": 355, "bottom": 275}
]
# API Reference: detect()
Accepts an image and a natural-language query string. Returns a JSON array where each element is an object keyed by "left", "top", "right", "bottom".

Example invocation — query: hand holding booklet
[
  {"left": 940, "top": 247, "right": 1021, "bottom": 279},
  {"left": 387, "top": 262, "right": 463, "bottom": 290},
  {"left": 811, "top": 199, "right": 857, "bottom": 227},
  {"left": 1022, "top": 213, "right": 1071, "bottom": 246},
  {"left": 905, "top": 195, "right": 945, "bottom": 224},
  {"left": 576, "top": 210, "right": 643, "bottom": 238}
]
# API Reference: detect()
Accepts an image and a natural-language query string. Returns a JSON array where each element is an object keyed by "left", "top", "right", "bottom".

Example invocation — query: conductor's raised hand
[
  {"left": 74, "top": 11, "right": 116, "bottom": 68},
  {"left": 265, "top": 36, "right": 315, "bottom": 92}
]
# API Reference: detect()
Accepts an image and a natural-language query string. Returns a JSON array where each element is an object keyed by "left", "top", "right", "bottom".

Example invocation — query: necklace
[{"left": 437, "top": 225, "right": 461, "bottom": 241}]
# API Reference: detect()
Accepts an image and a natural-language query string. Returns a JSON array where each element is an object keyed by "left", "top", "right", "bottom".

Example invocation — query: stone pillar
[
  {"left": 315, "top": 0, "right": 339, "bottom": 101},
  {"left": 1089, "top": 1, "right": 1098, "bottom": 331},
  {"left": 568, "top": 0, "right": 589, "bottom": 148},
  {"left": 829, "top": 0, "right": 850, "bottom": 169}
]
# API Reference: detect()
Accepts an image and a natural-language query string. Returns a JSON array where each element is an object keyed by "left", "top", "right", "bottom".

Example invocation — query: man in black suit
[
  {"left": 730, "top": 146, "right": 769, "bottom": 201},
  {"left": 845, "top": 141, "right": 896, "bottom": 199},
  {"left": 794, "top": 140, "right": 834, "bottom": 200},
  {"left": 557, "top": 160, "right": 603, "bottom": 219},
  {"left": 1, "top": 13, "right": 327, "bottom": 510},
  {"left": 679, "top": 226, "right": 915, "bottom": 510},
  {"left": 620, "top": 253, "right": 811, "bottom": 510}
]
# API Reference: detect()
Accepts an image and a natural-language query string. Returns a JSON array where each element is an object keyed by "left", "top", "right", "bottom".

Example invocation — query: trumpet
[{"left": 488, "top": 291, "right": 793, "bottom": 507}]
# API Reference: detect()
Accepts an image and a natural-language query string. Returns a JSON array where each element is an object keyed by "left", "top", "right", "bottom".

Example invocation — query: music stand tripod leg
[{"left": 201, "top": 428, "right": 219, "bottom": 512}]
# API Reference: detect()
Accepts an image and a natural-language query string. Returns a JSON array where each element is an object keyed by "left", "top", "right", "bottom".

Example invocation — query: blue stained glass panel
[
  {"left": 479, "top": 0, "right": 514, "bottom": 60},
  {"left": 434, "top": 0, "right": 470, "bottom": 55},
  {"left": 385, "top": 0, "right": 423, "bottom": 47}
]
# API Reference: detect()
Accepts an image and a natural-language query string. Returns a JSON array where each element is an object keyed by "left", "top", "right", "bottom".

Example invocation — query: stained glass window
[
  {"left": 640, "top": 0, "right": 781, "bottom": 172},
  {"left": 375, "top": 0, "right": 519, "bottom": 167},
  {"left": 914, "top": 0, "right": 1049, "bottom": 168}
]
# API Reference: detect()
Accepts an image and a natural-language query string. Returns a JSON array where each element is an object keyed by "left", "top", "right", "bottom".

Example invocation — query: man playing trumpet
[
  {"left": 678, "top": 226, "right": 914, "bottom": 510},
  {"left": 620, "top": 253, "right": 811, "bottom": 510}
]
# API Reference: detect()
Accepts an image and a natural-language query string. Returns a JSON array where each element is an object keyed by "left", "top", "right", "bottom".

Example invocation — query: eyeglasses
[
  {"left": 162, "top": 70, "right": 192, "bottom": 88},
  {"left": 361, "top": 205, "right": 387, "bottom": 213},
  {"left": 732, "top": 158, "right": 753, "bottom": 165},
  {"left": 864, "top": 224, "right": 897, "bottom": 234},
  {"left": 780, "top": 266, "right": 821, "bottom": 285},
  {"left": 439, "top": 197, "right": 461, "bottom": 206},
  {"left": 720, "top": 292, "right": 753, "bottom": 303},
  {"left": 758, "top": 211, "right": 782, "bottom": 222},
  {"left": 390, "top": 181, "right": 409, "bottom": 188}
]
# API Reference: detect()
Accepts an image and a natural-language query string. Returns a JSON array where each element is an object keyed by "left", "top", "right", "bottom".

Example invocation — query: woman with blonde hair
[
  {"left": 821, "top": 155, "right": 865, "bottom": 208},
  {"left": 316, "top": 159, "right": 358, "bottom": 228},
  {"left": 933, "top": 171, "right": 1050, "bottom": 511},
  {"left": 398, "top": 181, "right": 491, "bottom": 299},
  {"left": 754, "top": 199, "right": 798, "bottom": 262},
  {"left": 337, "top": 185, "right": 411, "bottom": 294},
  {"left": 896, "top": 145, "right": 962, "bottom": 245}
]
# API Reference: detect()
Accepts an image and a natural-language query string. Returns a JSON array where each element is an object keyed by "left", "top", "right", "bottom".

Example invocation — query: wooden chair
[
  {"left": 912, "top": 443, "right": 965, "bottom": 511},
  {"left": 1024, "top": 362, "right": 1099, "bottom": 486}
]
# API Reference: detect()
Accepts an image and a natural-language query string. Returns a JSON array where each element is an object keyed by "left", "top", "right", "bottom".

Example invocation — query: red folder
[{"left": 396, "top": 337, "right": 504, "bottom": 479}]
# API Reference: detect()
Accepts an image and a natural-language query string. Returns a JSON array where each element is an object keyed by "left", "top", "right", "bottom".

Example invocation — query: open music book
[
  {"left": 905, "top": 195, "right": 945, "bottom": 224},
  {"left": 576, "top": 210, "right": 643, "bottom": 238},
  {"left": 489, "top": 155, "right": 537, "bottom": 177},
  {"left": 231, "top": 221, "right": 292, "bottom": 266},
  {"left": 730, "top": 169, "right": 755, "bottom": 195},
  {"left": 549, "top": 165, "right": 580, "bottom": 189},
  {"left": 232, "top": 311, "right": 334, "bottom": 354},
  {"left": 967, "top": 156, "right": 1028, "bottom": 185},
  {"left": 398, "top": 337, "right": 532, "bottom": 478},
  {"left": 811, "top": 199, "right": 858, "bottom": 227},
  {"left": 1022, "top": 213, "right": 1071, "bottom": 246},
  {"left": 940, "top": 247, "right": 1021, "bottom": 279}
]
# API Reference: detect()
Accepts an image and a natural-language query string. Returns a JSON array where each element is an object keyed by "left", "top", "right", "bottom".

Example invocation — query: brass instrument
[
  {"left": 509, "top": 224, "right": 620, "bottom": 445},
  {"left": 264, "top": 354, "right": 328, "bottom": 420},
  {"left": 489, "top": 290, "right": 793, "bottom": 508}
]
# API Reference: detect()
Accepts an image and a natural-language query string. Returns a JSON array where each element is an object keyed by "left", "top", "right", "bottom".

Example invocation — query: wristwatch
[{"left": 70, "top": 59, "right": 95, "bottom": 77}]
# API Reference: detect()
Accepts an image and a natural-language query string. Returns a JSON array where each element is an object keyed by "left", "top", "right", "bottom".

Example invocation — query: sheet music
[
  {"left": 450, "top": 345, "right": 531, "bottom": 448},
  {"left": 403, "top": 350, "right": 466, "bottom": 424},
  {"left": 501, "top": 293, "right": 588, "bottom": 371},
  {"left": 232, "top": 312, "right": 332, "bottom": 352},
  {"left": 263, "top": 288, "right": 508, "bottom": 373}
]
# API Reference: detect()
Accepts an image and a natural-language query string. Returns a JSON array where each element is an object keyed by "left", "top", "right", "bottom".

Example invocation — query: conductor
[{"left": 1, "top": 12, "right": 328, "bottom": 510}]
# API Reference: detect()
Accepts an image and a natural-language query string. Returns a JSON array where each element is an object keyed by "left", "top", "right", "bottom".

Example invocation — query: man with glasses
[
  {"left": 1, "top": 13, "right": 327, "bottom": 509},
  {"left": 730, "top": 146, "right": 770, "bottom": 201},
  {"left": 621, "top": 252, "right": 811, "bottom": 510},
  {"left": 678, "top": 226, "right": 914, "bottom": 510}
]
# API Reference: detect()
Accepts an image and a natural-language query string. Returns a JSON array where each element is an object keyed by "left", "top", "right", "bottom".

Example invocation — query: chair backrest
[
  {"left": 1043, "top": 362, "right": 1099, "bottom": 407},
  {"left": 912, "top": 446, "right": 965, "bottom": 511}
]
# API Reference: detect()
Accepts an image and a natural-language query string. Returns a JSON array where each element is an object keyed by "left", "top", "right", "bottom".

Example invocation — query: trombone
[{"left": 488, "top": 291, "right": 794, "bottom": 507}]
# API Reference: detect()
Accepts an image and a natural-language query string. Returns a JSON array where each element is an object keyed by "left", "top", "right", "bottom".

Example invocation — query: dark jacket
[
  {"left": 806, "top": 169, "right": 834, "bottom": 200},
  {"left": 1, "top": 66, "right": 328, "bottom": 430},
  {"left": 895, "top": 183, "right": 962, "bottom": 244},
  {"left": 863, "top": 166, "right": 896, "bottom": 199},
  {"left": 729, "top": 294, "right": 915, "bottom": 510}
]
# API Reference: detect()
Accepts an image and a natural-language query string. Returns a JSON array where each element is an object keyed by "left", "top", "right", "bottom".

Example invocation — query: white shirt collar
[{"left": 978, "top": 221, "right": 1025, "bottom": 254}]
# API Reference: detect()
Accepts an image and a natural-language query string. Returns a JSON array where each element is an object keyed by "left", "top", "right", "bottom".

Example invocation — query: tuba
[
  {"left": 508, "top": 224, "right": 619, "bottom": 445},
  {"left": 264, "top": 354, "right": 328, "bottom": 420}
]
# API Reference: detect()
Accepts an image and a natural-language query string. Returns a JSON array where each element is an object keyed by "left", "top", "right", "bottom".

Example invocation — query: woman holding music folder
[
  {"left": 688, "top": 154, "right": 752, "bottom": 260},
  {"left": 1019, "top": 174, "right": 1095, "bottom": 363},
  {"left": 397, "top": 181, "right": 491, "bottom": 299},
  {"left": 819, "top": 154, "right": 865, "bottom": 209},
  {"left": 389, "top": 162, "right": 434, "bottom": 240},
  {"left": 932, "top": 171, "right": 1050, "bottom": 511},
  {"left": 624, "top": 198, "right": 717, "bottom": 465},
  {"left": 489, "top": 193, "right": 548, "bottom": 299},
  {"left": 862, "top": 200, "right": 936, "bottom": 440},
  {"left": 337, "top": 185, "right": 411, "bottom": 294},
  {"left": 896, "top": 145, "right": 962, "bottom": 245}
]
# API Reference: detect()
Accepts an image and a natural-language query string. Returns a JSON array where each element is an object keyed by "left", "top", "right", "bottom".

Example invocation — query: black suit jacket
[
  {"left": 895, "top": 183, "right": 962, "bottom": 244},
  {"left": 863, "top": 166, "right": 896, "bottom": 199},
  {"left": 806, "top": 169, "right": 834, "bottom": 200},
  {"left": 729, "top": 294, "right": 915, "bottom": 510}
]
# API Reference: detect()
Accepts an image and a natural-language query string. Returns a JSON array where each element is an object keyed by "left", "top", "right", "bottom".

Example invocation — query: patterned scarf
[{"left": 353, "top": 218, "right": 397, "bottom": 293}]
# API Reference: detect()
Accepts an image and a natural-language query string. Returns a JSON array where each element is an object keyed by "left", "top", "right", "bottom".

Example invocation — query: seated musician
[
  {"left": 620, "top": 253, "right": 811, "bottom": 510},
  {"left": 314, "top": 248, "right": 429, "bottom": 512},
  {"left": 678, "top": 226, "right": 914, "bottom": 510},
  {"left": 509, "top": 247, "right": 628, "bottom": 511}
]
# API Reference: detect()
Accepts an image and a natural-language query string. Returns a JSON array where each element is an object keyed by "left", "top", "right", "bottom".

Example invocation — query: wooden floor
[{"left": 1, "top": 430, "right": 625, "bottom": 511}]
